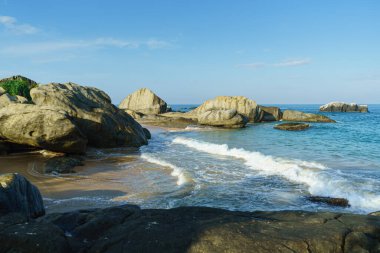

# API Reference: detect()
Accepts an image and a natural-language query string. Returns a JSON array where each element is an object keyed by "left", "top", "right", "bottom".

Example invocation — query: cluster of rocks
[
  {"left": 320, "top": 102, "right": 369, "bottom": 113},
  {"left": 118, "top": 88, "right": 336, "bottom": 129},
  {"left": 1, "top": 173, "right": 380, "bottom": 253},
  {"left": 0, "top": 76, "right": 150, "bottom": 156}
]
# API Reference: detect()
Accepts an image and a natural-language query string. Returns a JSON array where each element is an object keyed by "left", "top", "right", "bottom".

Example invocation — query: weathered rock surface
[
  {"left": 0, "top": 93, "right": 29, "bottom": 108},
  {"left": 0, "top": 104, "right": 87, "bottom": 153},
  {"left": 1, "top": 204, "right": 380, "bottom": 253},
  {"left": 320, "top": 102, "right": 369, "bottom": 113},
  {"left": 274, "top": 122, "right": 310, "bottom": 131},
  {"left": 258, "top": 106, "right": 282, "bottom": 121},
  {"left": 190, "top": 96, "right": 261, "bottom": 122},
  {"left": 307, "top": 196, "right": 350, "bottom": 207},
  {"left": 0, "top": 173, "right": 45, "bottom": 219},
  {"left": 31, "top": 83, "right": 147, "bottom": 148},
  {"left": 119, "top": 88, "right": 168, "bottom": 115},
  {"left": 198, "top": 109, "right": 248, "bottom": 128},
  {"left": 282, "top": 110, "right": 336, "bottom": 123}
]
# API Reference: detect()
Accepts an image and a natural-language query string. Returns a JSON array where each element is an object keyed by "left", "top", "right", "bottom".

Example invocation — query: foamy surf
[
  {"left": 141, "top": 154, "right": 189, "bottom": 186},
  {"left": 172, "top": 137, "right": 380, "bottom": 212}
]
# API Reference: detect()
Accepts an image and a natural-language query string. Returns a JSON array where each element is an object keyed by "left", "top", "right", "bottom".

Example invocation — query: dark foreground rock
[
  {"left": 0, "top": 173, "right": 45, "bottom": 219},
  {"left": 274, "top": 122, "right": 310, "bottom": 131},
  {"left": 307, "top": 196, "right": 350, "bottom": 207},
  {"left": 1, "top": 204, "right": 380, "bottom": 253}
]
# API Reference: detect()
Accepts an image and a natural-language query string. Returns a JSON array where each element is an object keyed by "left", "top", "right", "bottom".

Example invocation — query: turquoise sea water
[{"left": 137, "top": 104, "right": 380, "bottom": 214}]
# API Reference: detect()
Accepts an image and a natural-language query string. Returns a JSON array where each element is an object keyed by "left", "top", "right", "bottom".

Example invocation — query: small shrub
[{"left": 0, "top": 80, "right": 37, "bottom": 100}]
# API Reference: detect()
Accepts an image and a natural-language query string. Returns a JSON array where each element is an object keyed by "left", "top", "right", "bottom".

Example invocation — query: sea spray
[
  {"left": 141, "top": 154, "right": 190, "bottom": 186},
  {"left": 172, "top": 137, "right": 380, "bottom": 212}
]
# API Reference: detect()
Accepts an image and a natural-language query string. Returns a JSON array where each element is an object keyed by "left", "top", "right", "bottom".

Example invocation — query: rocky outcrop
[
  {"left": 119, "top": 88, "right": 168, "bottom": 115},
  {"left": 1, "top": 204, "right": 380, "bottom": 253},
  {"left": 0, "top": 173, "right": 45, "bottom": 219},
  {"left": 0, "top": 94, "right": 28, "bottom": 108},
  {"left": 274, "top": 122, "right": 310, "bottom": 131},
  {"left": 320, "top": 102, "right": 369, "bottom": 113},
  {"left": 198, "top": 109, "right": 248, "bottom": 128},
  {"left": 31, "top": 83, "right": 148, "bottom": 148},
  {"left": 282, "top": 110, "right": 336, "bottom": 123},
  {"left": 0, "top": 104, "right": 87, "bottom": 154},
  {"left": 190, "top": 96, "right": 261, "bottom": 122},
  {"left": 258, "top": 106, "right": 282, "bottom": 121}
]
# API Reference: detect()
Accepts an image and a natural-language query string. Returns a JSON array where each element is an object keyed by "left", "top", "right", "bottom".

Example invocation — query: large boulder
[
  {"left": 119, "top": 88, "right": 168, "bottom": 115},
  {"left": 190, "top": 96, "right": 261, "bottom": 122},
  {"left": 30, "top": 83, "right": 148, "bottom": 148},
  {"left": 0, "top": 104, "right": 87, "bottom": 153},
  {"left": 0, "top": 173, "right": 45, "bottom": 219},
  {"left": 198, "top": 109, "right": 248, "bottom": 128},
  {"left": 258, "top": 106, "right": 282, "bottom": 121},
  {"left": 282, "top": 110, "right": 336, "bottom": 123},
  {"left": 320, "top": 102, "right": 369, "bottom": 113}
]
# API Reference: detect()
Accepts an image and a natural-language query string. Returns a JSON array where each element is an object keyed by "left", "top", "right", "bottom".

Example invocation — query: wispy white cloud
[
  {"left": 273, "top": 58, "right": 311, "bottom": 67},
  {"left": 238, "top": 58, "right": 311, "bottom": 69},
  {"left": 0, "top": 16, "right": 38, "bottom": 35},
  {"left": 0, "top": 37, "right": 173, "bottom": 56}
]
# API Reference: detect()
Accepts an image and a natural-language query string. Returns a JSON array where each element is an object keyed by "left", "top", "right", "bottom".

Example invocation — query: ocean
[{"left": 32, "top": 104, "right": 380, "bottom": 214}]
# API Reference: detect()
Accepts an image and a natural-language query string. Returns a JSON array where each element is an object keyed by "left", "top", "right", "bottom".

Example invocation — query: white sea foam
[
  {"left": 172, "top": 137, "right": 380, "bottom": 212},
  {"left": 141, "top": 154, "right": 189, "bottom": 186}
]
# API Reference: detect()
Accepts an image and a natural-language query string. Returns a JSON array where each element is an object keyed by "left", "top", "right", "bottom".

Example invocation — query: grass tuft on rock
[{"left": 0, "top": 80, "right": 38, "bottom": 100}]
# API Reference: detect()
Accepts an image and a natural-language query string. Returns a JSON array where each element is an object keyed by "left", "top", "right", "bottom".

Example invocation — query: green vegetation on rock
[{"left": 0, "top": 80, "right": 37, "bottom": 100}]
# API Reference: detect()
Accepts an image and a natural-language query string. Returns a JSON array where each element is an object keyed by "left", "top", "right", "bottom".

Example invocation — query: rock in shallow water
[
  {"left": 274, "top": 122, "right": 310, "bottom": 131},
  {"left": 307, "top": 196, "right": 350, "bottom": 207},
  {"left": 282, "top": 110, "right": 336, "bottom": 123},
  {"left": 44, "top": 156, "right": 84, "bottom": 174},
  {"left": 0, "top": 173, "right": 45, "bottom": 219}
]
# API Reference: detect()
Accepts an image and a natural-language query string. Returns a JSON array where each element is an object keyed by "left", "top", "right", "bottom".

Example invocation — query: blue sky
[{"left": 0, "top": 0, "right": 379, "bottom": 104}]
